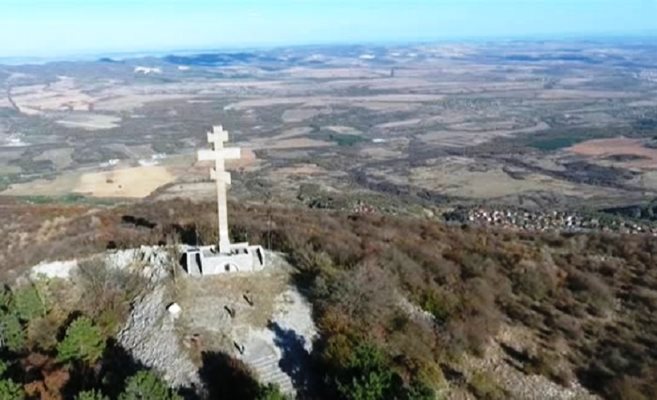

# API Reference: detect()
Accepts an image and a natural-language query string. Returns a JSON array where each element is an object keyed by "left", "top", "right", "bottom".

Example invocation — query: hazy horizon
[
  {"left": 1, "top": 0, "right": 656, "bottom": 59},
  {"left": 1, "top": 33, "right": 655, "bottom": 65}
]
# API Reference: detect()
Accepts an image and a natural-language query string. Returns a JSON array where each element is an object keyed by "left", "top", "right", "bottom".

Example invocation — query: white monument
[{"left": 184, "top": 125, "right": 265, "bottom": 276}]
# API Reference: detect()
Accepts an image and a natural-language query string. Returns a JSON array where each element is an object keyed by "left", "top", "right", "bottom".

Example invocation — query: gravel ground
[
  {"left": 117, "top": 286, "right": 202, "bottom": 388},
  {"left": 460, "top": 326, "right": 599, "bottom": 400}
]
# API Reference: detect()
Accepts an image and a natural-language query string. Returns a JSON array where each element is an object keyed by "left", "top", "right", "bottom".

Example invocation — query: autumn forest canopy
[{"left": 0, "top": 199, "right": 656, "bottom": 399}]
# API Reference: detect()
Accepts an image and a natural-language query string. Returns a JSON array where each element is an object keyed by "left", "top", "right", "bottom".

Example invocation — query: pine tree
[
  {"left": 0, "top": 311, "right": 25, "bottom": 352},
  {"left": 12, "top": 285, "right": 46, "bottom": 322},
  {"left": 0, "top": 360, "right": 24, "bottom": 400},
  {"left": 118, "top": 371, "right": 182, "bottom": 400},
  {"left": 57, "top": 316, "right": 106, "bottom": 364},
  {"left": 256, "top": 383, "right": 288, "bottom": 400},
  {"left": 0, "top": 379, "right": 24, "bottom": 400},
  {"left": 336, "top": 343, "right": 393, "bottom": 400}
]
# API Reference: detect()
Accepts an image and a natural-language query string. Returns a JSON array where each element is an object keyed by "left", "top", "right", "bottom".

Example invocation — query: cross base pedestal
[{"left": 183, "top": 243, "right": 266, "bottom": 276}]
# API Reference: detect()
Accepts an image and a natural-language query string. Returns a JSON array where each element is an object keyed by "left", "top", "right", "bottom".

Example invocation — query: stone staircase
[{"left": 248, "top": 353, "right": 295, "bottom": 395}]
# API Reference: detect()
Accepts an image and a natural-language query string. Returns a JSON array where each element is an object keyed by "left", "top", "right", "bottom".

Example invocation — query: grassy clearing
[
  {"left": 18, "top": 194, "right": 118, "bottom": 206},
  {"left": 529, "top": 136, "right": 590, "bottom": 151}
]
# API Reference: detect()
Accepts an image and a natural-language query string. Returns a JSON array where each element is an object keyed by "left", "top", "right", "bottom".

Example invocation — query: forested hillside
[{"left": 1, "top": 199, "right": 656, "bottom": 399}]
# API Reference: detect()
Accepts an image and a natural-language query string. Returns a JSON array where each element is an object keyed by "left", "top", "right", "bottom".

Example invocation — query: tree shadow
[
  {"left": 121, "top": 215, "right": 157, "bottom": 229},
  {"left": 499, "top": 342, "right": 533, "bottom": 373},
  {"left": 198, "top": 351, "right": 260, "bottom": 400},
  {"left": 268, "top": 320, "right": 317, "bottom": 397},
  {"left": 440, "top": 363, "right": 466, "bottom": 386},
  {"left": 173, "top": 223, "right": 201, "bottom": 246},
  {"left": 60, "top": 338, "right": 148, "bottom": 399},
  {"left": 56, "top": 310, "right": 84, "bottom": 343},
  {"left": 98, "top": 338, "right": 147, "bottom": 397}
]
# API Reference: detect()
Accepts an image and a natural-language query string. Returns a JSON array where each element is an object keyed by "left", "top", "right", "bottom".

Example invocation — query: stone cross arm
[
  {"left": 197, "top": 148, "right": 241, "bottom": 162},
  {"left": 197, "top": 147, "right": 240, "bottom": 184}
]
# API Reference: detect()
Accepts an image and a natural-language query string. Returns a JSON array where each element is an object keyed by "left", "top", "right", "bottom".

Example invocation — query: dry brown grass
[
  {"left": 74, "top": 166, "right": 176, "bottom": 198},
  {"left": 569, "top": 137, "right": 657, "bottom": 170}
]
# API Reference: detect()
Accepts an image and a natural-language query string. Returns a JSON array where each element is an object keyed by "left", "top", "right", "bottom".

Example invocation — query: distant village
[{"left": 443, "top": 207, "right": 657, "bottom": 235}]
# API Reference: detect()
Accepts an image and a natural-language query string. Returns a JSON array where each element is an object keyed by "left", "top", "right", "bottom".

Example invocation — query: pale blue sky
[{"left": 1, "top": 0, "right": 656, "bottom": 58}]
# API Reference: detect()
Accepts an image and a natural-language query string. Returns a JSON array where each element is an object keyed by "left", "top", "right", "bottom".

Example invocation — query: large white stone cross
[{"left": 197, "top": 125, "right": 241, "bottom": 254}]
